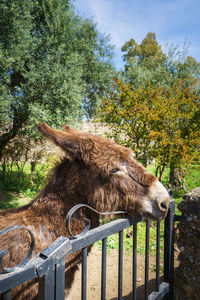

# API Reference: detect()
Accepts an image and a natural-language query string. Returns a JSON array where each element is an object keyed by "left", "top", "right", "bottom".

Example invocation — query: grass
[
  {"left": 0, "top": 162, "right": 199, "bottom": 256},
  {"left": 95, "top": 220, "right": 165, "bottom": 257},
  {"left": 0, "top": 189, "right": 32, "bottom": 210},
  {"left": 0, "top": 162, "right": 51, "bottom": 209}
]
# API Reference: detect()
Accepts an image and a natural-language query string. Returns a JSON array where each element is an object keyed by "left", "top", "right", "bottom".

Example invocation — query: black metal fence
[{"left": 0, "top": 200, "right": 175, "bottom": 300}]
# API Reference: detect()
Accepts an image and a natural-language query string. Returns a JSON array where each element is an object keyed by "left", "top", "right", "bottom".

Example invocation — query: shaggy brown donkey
[{"left": 0, "top": 123, "right": 169, "bottom": 299}]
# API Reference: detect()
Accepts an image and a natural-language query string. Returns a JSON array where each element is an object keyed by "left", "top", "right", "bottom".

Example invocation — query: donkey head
[{"left": 37, "top": 123, "right": 169, "bottom": 220}]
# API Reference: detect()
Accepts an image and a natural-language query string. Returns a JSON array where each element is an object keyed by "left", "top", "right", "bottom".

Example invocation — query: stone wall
[
  {"left": 81, "top": 121, "right": 111, "bottom": 137},
  {"left": 175, "top": 187, "right": 200, "bottom": 300}
]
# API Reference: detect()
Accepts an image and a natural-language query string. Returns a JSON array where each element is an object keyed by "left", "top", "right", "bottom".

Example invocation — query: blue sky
[{"left": 74, "top": 0, "right": 200, "bottom": 70}]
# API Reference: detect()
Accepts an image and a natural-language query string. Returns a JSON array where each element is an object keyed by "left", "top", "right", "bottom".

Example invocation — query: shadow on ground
[{"left": 70, "top": 247, "right": 175, "bottom": 300}]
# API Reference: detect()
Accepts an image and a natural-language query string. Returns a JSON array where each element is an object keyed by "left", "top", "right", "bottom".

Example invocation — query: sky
[{"left": 74, "top": 0, "right": 200, "bottom": 70}]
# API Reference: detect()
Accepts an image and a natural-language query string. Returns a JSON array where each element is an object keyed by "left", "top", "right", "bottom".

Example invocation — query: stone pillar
[{"left": 175, "top": 187, "right": 200, "bottom": 300}]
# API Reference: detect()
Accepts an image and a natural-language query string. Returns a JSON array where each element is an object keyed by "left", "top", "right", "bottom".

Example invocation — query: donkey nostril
[{"left": 160, "top": 201, "right": 168, "bottom": 211}]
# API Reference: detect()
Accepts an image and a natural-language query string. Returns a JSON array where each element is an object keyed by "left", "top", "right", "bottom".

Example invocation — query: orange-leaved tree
[{"left": 100, "top": 77, "right": 200, "bottom": 187}]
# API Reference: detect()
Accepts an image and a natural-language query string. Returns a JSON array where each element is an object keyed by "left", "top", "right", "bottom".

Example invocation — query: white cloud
[{"left": 74, "top": 0, "right": 200, "bottom": 69}]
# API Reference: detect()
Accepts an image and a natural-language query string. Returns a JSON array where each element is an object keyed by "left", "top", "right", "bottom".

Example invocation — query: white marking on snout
[
  {"left": 150, "top": 180, "right": 169, "bottom": 203},
  {"left": 144, "top": 180, "right": 170, "bottom": 219},
  {"left": 143, "top": 200, "right": 153, "bottom": 214}
]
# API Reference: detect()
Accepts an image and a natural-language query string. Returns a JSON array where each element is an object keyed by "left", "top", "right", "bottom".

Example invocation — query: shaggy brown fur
[{"left": 0, "top": 123, "right": 169, "bottom": 299}]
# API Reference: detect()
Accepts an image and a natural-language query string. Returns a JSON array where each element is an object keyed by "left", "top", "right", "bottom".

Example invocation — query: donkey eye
[{"left": 110, "top": 168, "right": 121, "bottom": 175}]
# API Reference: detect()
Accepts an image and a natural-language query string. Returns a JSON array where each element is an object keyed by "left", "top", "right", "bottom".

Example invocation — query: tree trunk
[
  {"left": 169, "top": 167, "right": 181, "bottom": 187},
  {"left": 31, "top": 161, "right": 36, "bottom": 173},
  {"left": 155, "top": 165, "right": 165, "bottom": 182},
  {"left": 0, "top": 107, "right": 29, "bottom": 160}
]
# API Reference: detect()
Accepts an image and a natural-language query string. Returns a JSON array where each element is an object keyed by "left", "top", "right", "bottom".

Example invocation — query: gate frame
[{"left": 0, "top": 200, "right": 175, "bottom": 300}]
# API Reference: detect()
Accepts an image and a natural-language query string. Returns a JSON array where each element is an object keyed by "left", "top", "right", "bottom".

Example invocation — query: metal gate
[{"left": 0, "top": 200, "right": 175, "bottom": 300}]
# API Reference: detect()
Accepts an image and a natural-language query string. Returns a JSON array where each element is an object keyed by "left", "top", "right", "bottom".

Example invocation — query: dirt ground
[{"left": 70, "top": 246, "right": 179, "bottom": 300}]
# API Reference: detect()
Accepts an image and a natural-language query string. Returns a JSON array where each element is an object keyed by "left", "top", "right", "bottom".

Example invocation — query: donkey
[{"left": 0, "top": 123, "right": 170, "bottom": 299}]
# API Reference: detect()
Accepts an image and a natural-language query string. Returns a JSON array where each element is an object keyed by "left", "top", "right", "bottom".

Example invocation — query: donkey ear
[
  {"left": 37, "top": 123, "right": 65, "bottom": 143},
  {"left": 37, "top": 123, "right": 92, "bottom": 160},
  {"left": 37, "top": 122, "right": 75, "bottom": 152}
]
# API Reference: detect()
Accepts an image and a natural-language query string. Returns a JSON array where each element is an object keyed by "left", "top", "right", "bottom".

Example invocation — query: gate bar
[
  {"left": 156, "top": 220, "right": 160, "bottom": 292},
  {"left": 145, "top": 221, "right": 150, "bottom": 300},
  {"left": 132, "top": 224, "right": 137, "bottom": 300},
  {"left": 69, "top": 218, "right": 142, "bottom": 255},
  {"left": 82, "top": 247, "right": 87, "bottom": 300},
  {"left": 164, "top": 200, "right": 175, "bottom": 300},
  {"left": 55, "top": 257, "right": 65, "bottom": 300},
  {"left": 118, "top": 230, "right": 123, "bottom": 300},
  {"left": 2, "top": 290, "right": 11, "bottom": 300},
  {"left": 38, "top": 266, "right": 56, "bottom": 300},
  {"left": 101, "top": 238, "right": 107, "bottom": 300}
]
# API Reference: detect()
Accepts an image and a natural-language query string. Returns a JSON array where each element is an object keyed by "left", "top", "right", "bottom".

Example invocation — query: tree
[
  {"left": 121, "top": 33, "right": 200, "bottom": 90},
  {"left": 99, "top": 78, "right": 153, "bottom": 165},
  {"left": 119, "top": 33, "right": 200, "bottom": 187},
  {"left": 100, "top": 77, "right": 200, "bottom": 187},
  {"left": 121, "top": 32, "right": 167, "bottom": 87},
  {"left": 122, "top": 32, "right": 166, "bottom": 70},
  {"left": 0, "top": 0, "right": 115, "bottom": 157}
]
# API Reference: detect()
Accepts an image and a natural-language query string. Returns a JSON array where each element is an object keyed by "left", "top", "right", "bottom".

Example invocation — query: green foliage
[
  {"left": 0, "top": 192, "right": 31, "bottom": 210},
  {"left": 118, "top": 33, "right": 200, "bottom": 185},
  {"left": 121, "top": 33, "right": 200, "bottom": 89},
  {"left": 121, "top": 32, "right": 167, "bottom": 87},
  {"left": 0, "top": 0, "right": 115, "bottom": 155},
  {"left": 122, "top": 32, "right": 166, "bottom": 70},
  {"left": 0, "top": 156, "right": 58, "bottom": 209},
  {"left": 0, "top": 162, "right": 50, "bottom": 198},
  {"left": 100, "top": 78, "right": 200, "bottom": 184}
]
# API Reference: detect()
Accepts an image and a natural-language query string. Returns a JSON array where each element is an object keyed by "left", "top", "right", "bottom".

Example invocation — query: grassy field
[
  {"left": 0, "top": 162, "right": 50, "bottom": 209},
  {"left": 0, "top": 162, "right": 199, "bottom": 255}
]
